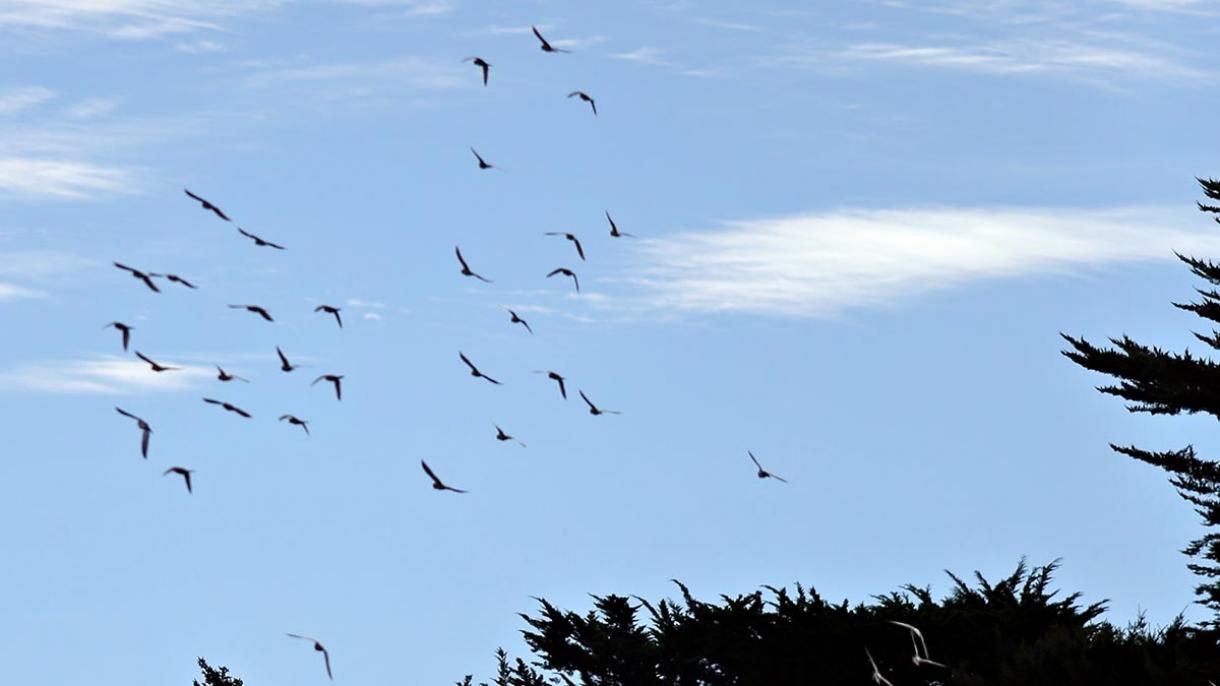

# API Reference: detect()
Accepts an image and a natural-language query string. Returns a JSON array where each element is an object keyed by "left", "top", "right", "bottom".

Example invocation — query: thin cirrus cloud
[
  {"left": 626, "top": 206, "right": 1220, "bottom": 317},
  {"left": 0, "top": 85, "right": 56, "bottom": 114},
  {"left": 0, "top": 157, "right": 135, "bottom": 200},
  {"left": 0, "top": 355, "right": 212, "bottom": 394},
  {"left": 0, "top": 0, "right": 280, "bottom": 39}
]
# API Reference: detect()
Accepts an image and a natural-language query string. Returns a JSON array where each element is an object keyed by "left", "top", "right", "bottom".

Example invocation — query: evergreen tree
[{"left": 193, "top": 658, "right": 243, "bottom": 686}]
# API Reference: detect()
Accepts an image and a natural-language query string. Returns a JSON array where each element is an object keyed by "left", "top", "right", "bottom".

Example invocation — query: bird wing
[
  {"left": 557, "top": 377, "right": 566, "bottom": 398},
  {"left": 567, "top": 91, "right": 581, "bottom": 98},
  {"left": 322, "top": 648, "right": 332, "bottom": 679},
  {"left": 276, "top": 347, "right": 290, "bottom": 366},
  {"left": 136, "top": 351, "right": 156, "bottom": 366},
  {"left": 255, "top": 307, "right": 272, "bottom": 321},
  {"left": 421, "top": 460, "right": 442, "bottom": 486},
  {"left": 445, "top": 485, "right": 468, "bottom": 493},
  {"left": 311, "top": 375, "right": 325, "bottom": 386},
  {"left": 137, "top": 273, "right": 161, "bottom": 292},
  {"left": 115, "top": 406, "right": 139, "bottom": 422},
  {"left": 571, "top": 272, "right": 580, "bottom": 292},
  {"left": 233, "top": 405, "right": 252, "bottom": 418},
  {"left": 113, "top": 262, "right": 135, "bottom": 274},
  {"left": 333, "top": 379, "right": 341, "bottom": 400},
  {"left": 459, "top": 352, "right": 477, "bottom": 372},
  {"left": 178, "top": 276, "right": 198, "bottom": 288},
  {"left": 455, "top": 245, "right": 470, "bottom": 269},
  {"left": 141, "top": 428, "right": 150, "bottom": 458},
  {"left": 532, "top": 25, "right": 547, "bottom": 45},
  {"left": 606, "top": 212, "right": 617, "bottom": 232},
  {"left": 203, "top": 398, "right": 222, "bottom": 405},
  {"left": 184, "top": 188, "right": 204, "bottom": 204},
  {"left": 266, "top": 239, "right": 286, "bottom": 250},
  {"left": 591, "top": 100, "right": 597, "bottom": 115},
  {"left": 483, "top": 374, "right": 501, "bottom": 385},
  {"left": 521, "top": 319, "right": 533, "bottom": 334},
  {"left": 333, "top": 310, "right": 343, "bottom": 328},
  {"left": 237, "top": 227, "right": 255, "bottom": 240},
  {"left": 769, "top": 473, "right": 788, "bottom": 483},
  {"left": 183, "top": 472, "right": 192, "bottom": 493},
  {"left": 579, "top": 390, "right": 596, "bottom": 410},
  {"left": 748, "top": 451, "right": 763, "bottom": 469},
  {"left": 572, "top": 237, "right": 585, "bottom": 260},
  {"left": 211, "top": 206, "right": 231, "bottom": 221},
  {"left": 547, "top": 268, "right": 562, "bottom": 277}
]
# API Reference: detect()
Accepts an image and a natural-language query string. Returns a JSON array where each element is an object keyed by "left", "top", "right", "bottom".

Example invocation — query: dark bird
[
  {"left": 237, "top": 226, "right": 286, "bottom": 250},
  {"left": 115, "top": 406, "right": 152, "bottom": 459},
  {"left": 455, "top": 246, "right": 493, "bottom": 283},
  {"left": 104, "top": 322, "right": 133, "bottom": 351},
  {"left": 507, "top": 309, "right": 533, "bottom": 334},
  {"left": 184, "top": 188, "right": 230, "bottom": 222},
  {"left": 534, "top": 370, "right": 567, "bottom": 399},
  {"left": 275, "top": 346, "right": 297, "bottom": 372},
  {"left": 279, "top": 414, "right": 310, "bottom": 435},
  {"left": 286, "top": 634, "right": 332, "bottom": 680},
  {"left": 312, "top": 374, "right": 343, "bottom": 401},
  {"left": 162, "top": 467, "right": 194, "bottom": 494},
  {"left": 470, "top": 147, "right": 497, "bottom": 170},
  {"left": 202, "top": 397, "right": 252, "bottom": 418},
  {"left": 135, "top": 351, "right": 180, "bottom": 373},
  {"left": 459, "top": 352, "right": 501, "bottom": 385},
  {"left": 495, "top": 424, "right": 526, "bottom": 447},
  {"left": 748, "top": 450, "right": 787, "bottom": 483},
  {"left": 315, "top": 305, "right": 343, "bottom": 328},
  {"left": 579, "top": 390, "right": 621, "bottom": 416},
  {"left": 463, "top": 56, "right": 491, "bottom": 86},
  {"left": 532, "top": 25, "right": 571, "bottom": 53},
  {"left": 567, "top": 90, "right": 597, "bottom": 115},
  {"left": 114, "top": 262, "right": 160, "bottom": 293},
  {"left": 229, "top": 304, "right": 274, "bottom": 322},
  {"left": 216, "top": 365, "right": 248, "bottom": 383},
  {"left": 544, "top": 232, "right": 586, "bottom": 260},
  {"left": 421, "top": 459, "right": 467, "bottom": 493},
  {"left": 547, "top": 267, "right": 580, "bottom": 292},
  {"left": 606, "top": 211, "right": 636, "bottom": 238},
  {"left": 149, "top": 272, "right": 197, "bottom": 289}
]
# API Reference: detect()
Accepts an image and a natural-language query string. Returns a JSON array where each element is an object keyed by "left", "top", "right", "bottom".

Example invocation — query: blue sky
[{"left": 2, "top": 0, "right": 1220, "bottom": 683}]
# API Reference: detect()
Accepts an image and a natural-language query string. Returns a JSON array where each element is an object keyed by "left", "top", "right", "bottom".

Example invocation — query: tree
[
  {"left": 1062, "top": 177, "right": 1220, "bottom": 623},
  {"left": 193, "top": 658, "right": 243, "bottom": 686}
]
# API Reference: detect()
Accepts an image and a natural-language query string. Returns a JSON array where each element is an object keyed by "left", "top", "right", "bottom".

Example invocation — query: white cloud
[
  {"left": 628, "top": 206, "right": 1220, "bottom": 317},
  {"left": 62, "top": 97, "right": 120, "bottom": 119},
  {"left": 0, "top": 157, "right": 135, "bottom": 199},
  {"left": 242, "top": 56, "right": 469, "bottom": 96},
  {"left": 0, "top": 86, "right": 55, "bottom": 115},
  {"left": 695, "top": 18, "right": 764, "bottom": 32},
  {"left": 0, "top": 355, "right": 212, "bottom": 394},
  {"left": 0, "top": 0, "right": 281, "bottom": 39},
  {"left": 610, "top": 47, "right": 671, "bottom": 65},
  {"left": 346, "top": 297, "right": 387, "bottom": 309},
  {"left": 363, "top": 312, "right": 383, "bottom": 321},
  {"left": 0, "top": 282, "right": 46, "bottom": 300}
]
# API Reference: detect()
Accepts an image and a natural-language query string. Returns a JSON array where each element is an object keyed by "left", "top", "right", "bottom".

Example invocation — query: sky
[{"left": 1, "top": 0, "right": 1219, "bottom": 683}]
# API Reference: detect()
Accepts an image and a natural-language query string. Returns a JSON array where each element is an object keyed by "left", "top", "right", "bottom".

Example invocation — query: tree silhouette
[
  {"left": 193, "top": 658, "right": 243, "bottom": 686},
  {"left": 1062, "top": 177, "right": 1220, "bottom": 623}
]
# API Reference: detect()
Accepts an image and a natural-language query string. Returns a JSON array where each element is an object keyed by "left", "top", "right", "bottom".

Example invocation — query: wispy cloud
[
  {"left": 0, "top": 282, "right": 46, "bottom": 300},
  {"left": 610, "top": 47, "right": 671, "bottom": 65},
  {"left": 695, "top": 17, "right": 764, "bottom": 32},
  {"left": 337, "top": 0, "right": 456, "bottom": 16},
  {"left": 0, "top": 0, "right": 282, "bottom": 39},
  {"left": 0, "top": 86, "right": 55, "bottom": 115},
  {"left": 0, "top": 157, "right": 135, "bottom": 199},
  {"left": 0, "top": 355, "right": 212, "bottom": 394},
  {"left": 627, "top": 206, "right": 1220, "bottom": 317},
  {"left": 62, "top": 97, "right": 120, "bottom": 120},
  {"left": 242, "top": 56, "right": 469, "bottom": 106},
  {"left": 0, "top": 249, "right": 95, "bottom": 302}
]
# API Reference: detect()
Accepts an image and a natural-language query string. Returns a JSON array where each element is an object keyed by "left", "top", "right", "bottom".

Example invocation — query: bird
[
  {"left": 470, "top": 147, "right": 497, "bottom": 171},
  {"left": 312, "top": 374, "right": 343, "bottom": 401},
  {"left": 606, "top": 211, "right": 636, "bottom": 238},
  {"left": 579, "top": 390, "right": 621, "bottom": 416},
  {"left": 547, "top": 267, "right": 580, "bottom": 292},
  {"left": 507, "top": 309, "right": 533, "bottom": 334},
  {"left": 135, "top": 351, "right": 180, "bottom": 373},
  {"left": 888, "top": 621, "right": 947, "bottom": 669},
  {"left": 463, "top": 56, "right": 491, "bottom": 86},
  {"left": 459, "top": 352, "right": 500, "bottom": 385},
  {"left": 315, "top": 305, "right": 343, "bottom": 328},
  {"left": 532, "top": 25, "right": 571, "bottom": 53},
  {"left": 286, "top": 634, "right": 332, "bottom": 680},
  {"left": 229, "top": 304, "right": 274, "bottom": 322},
  {"left": 216, "top": 365, "right": 248, "bottom": 383},
  {"left": 494, "top": 425, "right": 526, "bottom": 447},
  {"left": 421, "top": 459, "right": 467, "bottom": 493},
  {"left": 544, "top": 232, "right": 586, "bottom": 260},
  {"left": 237, "top": 226, "right": 286, "bottom": 250},
  {"left": 455, "top": 246, "right": 493, "bottom": 283},
  {"left": 279, "top": 414, "right": 310, "bottom": 435},
  {"left": 149, "top": 272, "right": 197, "bottom": 289},
  {"left": 534, "top": 370, "right": 567, "bottom": 399},
  {"left": 162, "top": 467, "right": 194, "bottom": 494},
  {"left": 183, "top": 188, "right": 230, "bottom": 222},
  {"left": 748, "top": 451, "right": 787, "bottom": 483},
  {"left": 115, "top": 406, "right": 152, "bottom": 459},
  {"left": 865, "top": 647, "right": 894, "bottom": 686},
  {"left": 113, "top": 262, "right": 160, "bottom": 293},
  {"left": 276, "top": 346, "right": 298, "bottom": 372},
  {"left": 567, "top": 91, "right": 597, "bottom": 115},
  {"left": 104, "top": 322, "right": 133, "bottom": 351},
  {"left": 202, "top": 397, "right": 252, "bottom": 418}
]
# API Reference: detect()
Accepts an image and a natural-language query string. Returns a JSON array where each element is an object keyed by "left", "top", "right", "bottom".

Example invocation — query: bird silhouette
[
  {"left": 748, "top": 450, "right": 787, "bottom": 483},
  {"left": 275, "top": 346, "right": 297, "bottom": 372},
  {"left": 495, "top": 424, "right": 526, "bottom": 447},
  {"left": 507, "top": 309, "right": 533, "bottom": 334},
  {"left": 579, "top": 390, "right": 621, "bottom": 416},
  {"left": 104, "top": 322, "right": 133, "bottom": 351},
  {"left": 115, "top": 406, "right": 152, "bottom": 458},
  {"left": 544, "top": 232, "right": 586, "bottom": 260},
  {"left": 865, "top": 647, "right": 894, "bottom": 686},
  {"left": 888, "top": 621, "right": 947, "bottom": 669},
  {"left": 286, "top": 634, "right": 332, "bottom": 680},
  {"left": 184, "top": 188, "right": 230, "bottom": 221},
  {"left": 162, "top": 467, "right": 194, "bottom": 494},
  {"left": 547, "top": 267, "right": 580, "bottom": 292},
  {"left": 567, "top": 91, "right": 597, "bottom": 115},
  {"left": 606, "top": 211, "right": 636, "bottom": 238},
  {"left": 455, "top": 246, "right": 493, "bottom": 283},
  {"left": 459, "top": 352, "right": 501, "bottom": 385},
  {"left": 312, "top": 374, "right": 343, "bottom": 400},
  {"left": 315, "top": 305, "right": 343, "bottom": 328},
  {"left": 532, "top": 25, "right": 571, "bottom": 53},
  {"left": 229, "top": 304, "right": 274, "bottom": 322},
  {"left": 215, "top": 365, "right": 248, "bottom": 383},
  {"left": 463, "top": 56, "right": 491, "bottom": 86},
  {"left": 534, "top": 370, "right": 567, "bottom": 399},
  {"left": 470, "top": 147, "right": 498, "bottom": 170},
  {"left": 422, "top": 459, "right": 467, "bottom": 493},
  {"left": 149, "top": 272, "right": 197, "bottom": 289},
  {"left": 202, "top": 397, "right": 252, "bottom": 418},
  {"left": 279, "top": 414, "right": 310, "bottom": 435},
  {"left": 237, "top": 227, "right": 286, "bottom": 250},
  {"left": 114, "top": 262, "right": 160, "bottom": 292},
  {"left": 135, "top": 351, "right": 180, "bottom": 373}
]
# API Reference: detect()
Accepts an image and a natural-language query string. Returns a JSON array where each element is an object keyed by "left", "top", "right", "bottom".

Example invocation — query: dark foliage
[{"left": 194, "top": 658, "right": 243, "bottom": 686}]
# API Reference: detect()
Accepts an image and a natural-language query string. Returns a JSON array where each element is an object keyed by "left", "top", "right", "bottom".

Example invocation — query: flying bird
[
  {"left": 315, "top": 305, "right": 343, "bottom": 328},
  {"left": 748, "top": 451, "right": 787, "bottom": 483},
  {"left": 279, "top": 414, "right": 310, "bottom": 435},
  {"left": 865, "top": 647, "right": 894, "bottom": 686},
  {"left": 888, "top": 621, "right": 947, "bottom": 669},
  {"left": 216, "top": 365, "right": 248, "bottom": 383},
  {"left": 459, "top": 352, "right": 501, "bottom": 385},
  {"left": 113, "top": 262, "right": 160, "bottom": 293},
  {"left": 579, "top": 390, "right": 621, "bottom": 416},
  {"left": 312, "top": 374, "right": 343, "bottom": 401},
  {"left": 162, "top": 467, "right": 194, "bottom": 494},
  {"left": 229, "top": 304, "right": 274, "bottom": 322},
  {"left": 286, "top": 634, "right": 332, "bottom": 680},
  {"left": 115, "top": 406, "right": 152, "bottom": 459},
  {"left": 135, "top": 351, "right": 180, "bottom": 373},
  {"left": 532, "top": 25, "right": 571, "bottom": 53},
  {"left": 455, "top": 246, "right": 493, "bottom": 283},
  {"left": 544, "top": 232, "right": 585, "bottom": 260},
  {"left": 463, "top": 56, "right": 491, "bottom": 86},
  {"left": 606, "top": 211, "right": 636, "bottom": 238},
  {"left": 104, "top": 322, "right": 133, "bottom": 351},
  {"left": 276, "top": 346, "right": 298, "bottom": 372},
  {"left": 421, "top": 459, "right": 467, "bottom": 493},
  {"left": 495, "top": 425, "right": 526, "bottom": 447},
  {"left": 150, "top": 272, "right": 197, "bottom": 289},
  {"left": 470, "top": 147, "right": 497, "bottom": 170},
  {"left": 506, "top": 309, "right": 533, "bottom": 334},
  {"left": 202, "top": 397, "right": 252, "bottom": 418},
  {"left": 237, "top": 227, "right": 286, "bottom": 250},
  {"left": 534, "top": 370, "right": 567, "bottom": 399},
  {"left": 567, "top": 91, "right": 597, "bottom": 115},
  {"left": 546, "top": 267, "right": 580, "bottom": 293},
  {"left": 184, "top": 188, "right": 230, "bottom": 222}
]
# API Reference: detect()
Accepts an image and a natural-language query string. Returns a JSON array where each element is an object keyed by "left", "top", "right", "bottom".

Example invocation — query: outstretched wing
[
  {"left": 579, "top": 390, "right": 596, "bottom": 410},
  {"left": 748, "top": 451, "right": 762, "bottom": 470},
  {"left": 421, "top": 459, "right": 442, "bottom": 486},
  {"left": 459, "top": 352, "right": 477, "bottom": 372}
]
